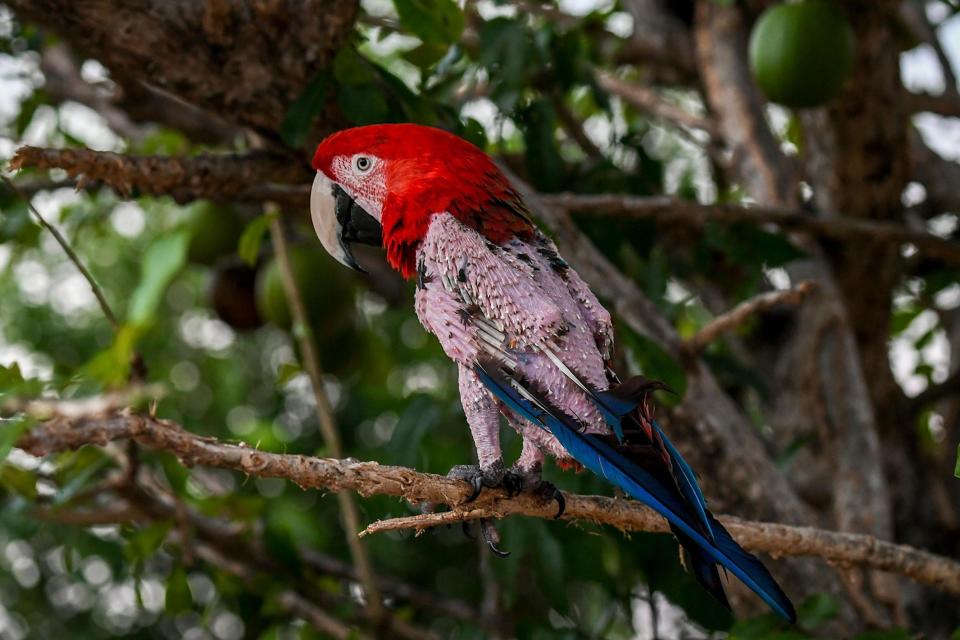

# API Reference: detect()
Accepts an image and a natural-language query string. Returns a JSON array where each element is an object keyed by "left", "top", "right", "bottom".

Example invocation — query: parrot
[{"left": 308, "top": 123, "right": 795, "bottom": 622}]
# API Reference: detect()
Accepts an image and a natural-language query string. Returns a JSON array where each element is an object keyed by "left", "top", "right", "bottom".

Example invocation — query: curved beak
[{"left": 310, "top": 172, "right": 383, "bottom": 273}]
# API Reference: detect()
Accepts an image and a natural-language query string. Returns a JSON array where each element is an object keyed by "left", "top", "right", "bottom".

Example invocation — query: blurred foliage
[{"left": 0, "top": 0, "right": 955, "bottom": 638}]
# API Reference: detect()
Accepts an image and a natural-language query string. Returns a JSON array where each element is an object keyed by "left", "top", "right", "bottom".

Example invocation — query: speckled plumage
[
  {"left": 414, "top": 213, "right": 614, "bottom": 468},
  {"left": 309, "top": 124, "right": 796, "bottom": 622}
]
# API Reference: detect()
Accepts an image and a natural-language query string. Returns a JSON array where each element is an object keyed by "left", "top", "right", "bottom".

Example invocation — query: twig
[
  {"left": 275, "top": 590, "right": 367, "bottom": 640},
  {"left": 908, "top": 369, "right": 960, "bottom": 412},
  {"left": 13, "top": 408, "right": 960, "bottom": 597},
  {"left": 300, "top": 549, "right": 492, "bottom": 628},
  {"left": 266, "top": 211, "right": 385, "bottom": 623},
  {"left": 905, "top": 90, "right": 960, "bottom": 118},
  {"left": 191, "top": 541, "right": 364, "bottom": 640},
  {"left": 1, "top": 174, "right": 119, "bottom": 330},
  {"left": 900, "top": 0, "right": 959, "bottom": 101},
  {"left": 540, "top": 193, "right": 960, "bottom": 269},
  {"left": 685, "top": 282, "right": 816, "bottom": 353},
  {"left": 551, "top": 93, "right": 604, "bottom": 159},
  {"left": 594, "top": 70, "right": 715, "bottom": 135}
]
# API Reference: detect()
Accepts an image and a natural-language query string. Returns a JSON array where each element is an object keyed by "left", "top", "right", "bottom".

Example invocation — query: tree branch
[
  {"left": 16, "top": 146, "right": 959, "bottom": 270},
  {"left": 541, "top": 193, "right": 960, "bottom": 269},
  {"left": 38, "top": 43, "right": 237, "bottom": 144},
  {"left": 12, "top": 407, "right": 960, "bottom": 597},
  {"left": 594, "top": 70, "right": 714, "bottom": 135},
  {"left": 685, "top": 282, "right": 817, "bottom": 354},
  {"left": 9, "top": 146, "right": 309, "bottom": 203}
]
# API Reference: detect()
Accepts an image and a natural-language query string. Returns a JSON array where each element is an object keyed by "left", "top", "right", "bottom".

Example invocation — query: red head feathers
[{"left": 312, "top": 124, "right": 534, "bottom": 279}]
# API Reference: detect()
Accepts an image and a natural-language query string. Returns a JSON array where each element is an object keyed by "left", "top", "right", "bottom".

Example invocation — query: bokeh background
[{"left": 0, "top": 1, "right": 958, "bottom": 638}]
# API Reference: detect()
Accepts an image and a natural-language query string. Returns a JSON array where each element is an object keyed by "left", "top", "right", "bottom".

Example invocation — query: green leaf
[
  {"left": 280, "top": 72, "right": 330, "bottom": 148},
  {"left": 0, "top": 415, "right": 36, "bottom": 462},
  {"left": 0, "top": 200, "right": 41, "bottom": 247},
  {"left": 0, "top": 363, "right": 42, "bottom": 399},
  {"left": 619, "top": 327, "right": 687, "bottom": 401},
  {"left": 954, "top": 443, "right": 959, "bottom": 479},
  {"left": 52, "top": 450, "right": 113, "bottom": 506},
  {"left": 338, "top": 83, "right": 390, "bottom": 126},
  {"left": 238, "top": 213, "right": 273, "bottom": 266},
  {"left": 83, "top": 323, "right": 145, "bottom": 387},
  {"left": 796, "top": 593, "right": 838, "bottom": 630},
  {"left": 165, "top": 564, "right": 193, "bottom": 614},
  {"left": 15, "top": 89, "right": 47, "bottom": 136},
  {"left": 519, "top": 98, "right": 565, "bottom": 193},
  {"left": 125, "top": 521, "right": 172, "bottom": 561},
  {"left": 0, "top": 463, "right": 38, "bottom": 500},
  {"left": 0, "top": 363, "right": 25, "bottom": 389},
  {"left": 393, "top": 0, "right": 464, "bottom": 44},
  {"left": 333, "top": 47, "right": 376, "bottom": 86},
  {"left": 128, "top": 230, "right": 189, "bottom": 326},
  {"left": 403, "top": 41, "right": 449, "bottom": 69},
  {"left": 891, "top": 304, "right": 923, "bottom": 335},
  {"left": 276, "top": 362, "right": 303, "bottom": 386}
]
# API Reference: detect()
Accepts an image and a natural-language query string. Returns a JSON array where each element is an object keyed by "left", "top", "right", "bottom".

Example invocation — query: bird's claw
[
  {"left": 509, "top": 465, "right": 566, "bottom": 519},
  {"left": 535, "top": 481, "right": 566, "bottom": 519},
  {"left": 480, "top": 519, "right": 510, "bottom": 558},
  {"left": 447, "top": 460, "right": 520, "bottom": 503},
  {"left": 502, "top": 470, "right": 523, "bottom": 498}
]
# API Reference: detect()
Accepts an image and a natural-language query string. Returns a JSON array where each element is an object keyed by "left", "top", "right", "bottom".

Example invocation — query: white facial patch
[{"left": 330, "top": 154, "right": 387, "bottom": 221}]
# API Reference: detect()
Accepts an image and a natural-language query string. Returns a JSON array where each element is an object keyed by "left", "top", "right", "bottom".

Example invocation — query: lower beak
[{"left": 310, "top": 172, "right": 383, "bottom": 273}]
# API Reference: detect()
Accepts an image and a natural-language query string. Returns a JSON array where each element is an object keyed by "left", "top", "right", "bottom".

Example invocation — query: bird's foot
[
  {"left": 447, "top": 460, "right": 519, "bottom": 558},
  {"left": 446, "top": 459, "right": 523, "bottom": 503},
  {"left": 509, "top": 464, "right": 566, "bottom": 519}
]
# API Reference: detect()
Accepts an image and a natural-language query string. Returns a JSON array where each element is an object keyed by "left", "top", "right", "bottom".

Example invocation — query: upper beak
[{"left": 310, "top": 172, "right": 383, "bottom": 273}]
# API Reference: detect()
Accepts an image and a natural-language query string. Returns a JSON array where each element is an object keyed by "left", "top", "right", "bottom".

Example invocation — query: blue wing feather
[{"left": 474, "top": 362, "right": 796, "bottom": 623}]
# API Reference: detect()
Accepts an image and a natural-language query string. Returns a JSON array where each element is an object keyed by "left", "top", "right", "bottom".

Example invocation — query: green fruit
[
  {"left": 749, "top": 1, "right": 855, "bottom": 108},
  {"left": 187, "top": 201, "right": 246, "bottom": 265},
  {"left": 255, "top": 247, "right": 353, "bottom": 331}
]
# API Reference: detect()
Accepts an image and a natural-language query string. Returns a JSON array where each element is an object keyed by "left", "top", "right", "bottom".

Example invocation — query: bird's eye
[{"left": 354, "top": 156, "right": 372, "bottom": 173}]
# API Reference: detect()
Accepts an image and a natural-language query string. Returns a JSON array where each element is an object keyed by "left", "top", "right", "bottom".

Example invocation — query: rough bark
[
  {"left": 6, "top": 0, "right": 357, "bottom": 144},
  {"left": 693, "top": 2, "right": 898, "bottom": 627}
]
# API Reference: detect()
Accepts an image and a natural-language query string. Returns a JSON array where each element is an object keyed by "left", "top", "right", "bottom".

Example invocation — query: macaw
[{"left": 308, "top": 123, "right": 795, "bottom": 622}]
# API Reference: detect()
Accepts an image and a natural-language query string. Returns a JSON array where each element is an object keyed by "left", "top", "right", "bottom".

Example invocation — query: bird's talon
[
  {"left": 447, "top": 461, "right": 510, "bottom": 504},
  {"left": 548, "top": 485, "right": 566, "bottom": 519},
  {"left": 464, "top": 475, "right": 483, "bottom": 503},
  {"left": 485, "top": 539, "right": 511, "bottom": 558},
  {"left": 502, "top": 471, "right": 523, "bottom": 498},
  {"left": 480, "top": 519, "right": 510, "bottom": 558},
  {"left": 530, "top": 479, "right": 565, "bottom": 518}
]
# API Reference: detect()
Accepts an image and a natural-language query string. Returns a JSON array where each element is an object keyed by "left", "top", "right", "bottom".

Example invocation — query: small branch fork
[
  {"left": 13, "top": 407, "right": 960, "bottom": 597},
  {"left": 685, "top": 282, "right": 817, "bottom": 354}
]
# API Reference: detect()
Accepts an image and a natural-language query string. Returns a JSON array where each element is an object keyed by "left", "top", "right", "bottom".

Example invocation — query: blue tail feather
[
  {"left": 474, "top": 362, "right": 796, "bottom": 623},
  {"left": 650, "top": 419, "right": 714, "bottom": 541}
]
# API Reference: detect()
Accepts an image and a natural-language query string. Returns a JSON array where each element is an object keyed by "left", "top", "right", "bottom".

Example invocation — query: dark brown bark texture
[
  {"left": 6, "top": 0, "right": 960, "bottom": 635},
  {"left": 6, "top": 0, "right": 356, "bottom": 144}
]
